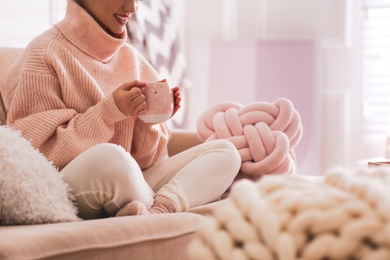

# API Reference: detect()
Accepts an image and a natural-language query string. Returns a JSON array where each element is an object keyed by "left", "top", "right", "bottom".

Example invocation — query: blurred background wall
[{"left": 1, "top": 0, "right": 388, "bottom": 176}]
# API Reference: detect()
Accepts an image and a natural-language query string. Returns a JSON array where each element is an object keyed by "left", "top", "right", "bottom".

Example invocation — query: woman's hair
[{"left": 75, "top": 0, "right": 83, "bottom": 7}]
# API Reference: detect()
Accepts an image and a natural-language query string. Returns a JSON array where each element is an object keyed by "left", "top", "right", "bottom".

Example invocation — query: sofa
[{"left": 0, "top": 47, "right": 227, "bottom": 260}]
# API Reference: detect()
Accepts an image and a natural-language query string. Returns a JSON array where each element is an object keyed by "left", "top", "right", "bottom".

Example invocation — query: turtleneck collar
[{"left": 55, "top": 0, "right": 127, "bottom": 63}]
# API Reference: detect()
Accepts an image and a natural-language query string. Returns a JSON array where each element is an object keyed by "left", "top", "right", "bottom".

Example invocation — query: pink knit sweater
[{"left": 5, "top": 0, "right": 170, "bottom": 170}]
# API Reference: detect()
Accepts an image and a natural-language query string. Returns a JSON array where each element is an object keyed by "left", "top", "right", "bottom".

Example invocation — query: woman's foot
[
  {"left": 115, "top": 194, "right": 178, "bottom": 216},
  {"left": 115, "top": 201, "right": 148, "bottom": 216},
  {"left": 148, "top": 194, "right": 177, "bottom": 214}
]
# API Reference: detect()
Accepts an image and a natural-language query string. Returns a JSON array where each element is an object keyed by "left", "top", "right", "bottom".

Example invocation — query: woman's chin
[{"left": 106, "top": 28, "right": 125, "bottom": 38}]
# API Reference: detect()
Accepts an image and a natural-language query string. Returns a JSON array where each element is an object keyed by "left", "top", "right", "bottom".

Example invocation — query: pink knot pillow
[{"left": 196, "top": 98, "right": 303, "bottom": 179}]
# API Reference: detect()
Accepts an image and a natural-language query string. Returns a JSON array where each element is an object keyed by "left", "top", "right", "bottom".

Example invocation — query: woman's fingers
[
  {"left": 171, "top": 86, "right": 181, "bottom": 117},
  {"left": 113, "top": 81, "right": 147, "bottom": 116},
  {"left": 129, "top": 88, "right": 146, "bottom": 112},
  {"left": 121, "top": 80, "right": 147, "bottom": 91}
]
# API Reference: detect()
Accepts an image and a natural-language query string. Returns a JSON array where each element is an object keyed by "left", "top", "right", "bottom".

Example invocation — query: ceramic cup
[{"left": 138, "top": 82, "right": 174, "bottom": 123}]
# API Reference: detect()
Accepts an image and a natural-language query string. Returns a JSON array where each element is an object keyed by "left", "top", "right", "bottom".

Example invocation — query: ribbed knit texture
[{"left": 5, "top": 0, "right": 170, "bottom": 170}]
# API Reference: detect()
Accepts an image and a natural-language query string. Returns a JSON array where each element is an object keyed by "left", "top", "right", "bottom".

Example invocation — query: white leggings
[{"left": 61, "top": 139, "right": 241, "bottom": 219}]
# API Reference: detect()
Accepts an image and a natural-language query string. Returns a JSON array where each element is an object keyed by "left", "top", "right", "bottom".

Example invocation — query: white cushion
[{"left": 0, "top": 126, "right": 80, "bottom": 225}]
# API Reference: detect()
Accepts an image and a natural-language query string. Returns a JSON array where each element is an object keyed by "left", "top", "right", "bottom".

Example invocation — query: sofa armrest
[
  {"left": 0, "top": 47, "right": 25, "bottom": 125},
  {"left": 168, "top": 129, "right": 202, "bottom": 157}
]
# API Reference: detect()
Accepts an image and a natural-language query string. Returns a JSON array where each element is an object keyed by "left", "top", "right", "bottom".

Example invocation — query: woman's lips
[{"left": 114, "top": 14, "right": 129, "bottom": 25}]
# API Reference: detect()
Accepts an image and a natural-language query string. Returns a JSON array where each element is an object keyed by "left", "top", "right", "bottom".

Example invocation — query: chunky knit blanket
[
  {"left": 196, "top": 98, "right": 303, "bottom": 179},
  {"left": 188, "top": 167, "right": 390, "bottom": 260}
]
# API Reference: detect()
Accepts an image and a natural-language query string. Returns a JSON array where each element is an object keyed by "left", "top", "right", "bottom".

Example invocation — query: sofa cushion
[
  {"left": 0, "top": 213, "right": 204, "bottom": 260},
  {"left": 0, "top": 126, "right": 79, "bottom": 225}
]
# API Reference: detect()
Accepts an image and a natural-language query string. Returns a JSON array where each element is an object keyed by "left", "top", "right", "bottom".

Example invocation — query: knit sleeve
[
  {"left": 6, "top": 69, "right": 128, "bottom": 169},
  {"left": 131, "top": 120, "right": 171, "bottom": 169}
]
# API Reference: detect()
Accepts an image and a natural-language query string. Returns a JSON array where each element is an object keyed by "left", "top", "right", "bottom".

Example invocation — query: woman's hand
[
  {"left": 113, "top": 80, "right": 147, "bottom": 116},
  {"left": 171, "top": 86, "right": 181, "bottom": 118}
]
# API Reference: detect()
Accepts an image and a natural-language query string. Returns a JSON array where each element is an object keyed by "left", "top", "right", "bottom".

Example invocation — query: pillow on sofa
[{"left": 0, "top": 126, "right": 80, "bottom": 225}]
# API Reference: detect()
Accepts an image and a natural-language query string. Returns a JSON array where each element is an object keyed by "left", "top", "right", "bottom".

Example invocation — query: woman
[{"left": 5, "top": 0, "right": 241, "bottom": 219}]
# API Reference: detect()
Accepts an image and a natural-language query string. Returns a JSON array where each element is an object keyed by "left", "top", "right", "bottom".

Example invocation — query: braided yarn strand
[
  {"left": 188, "top": 167, "right": 390, "bottom": 260},
  {"left": 196, "top": 98, "right": 303, "bottom": 179}
]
